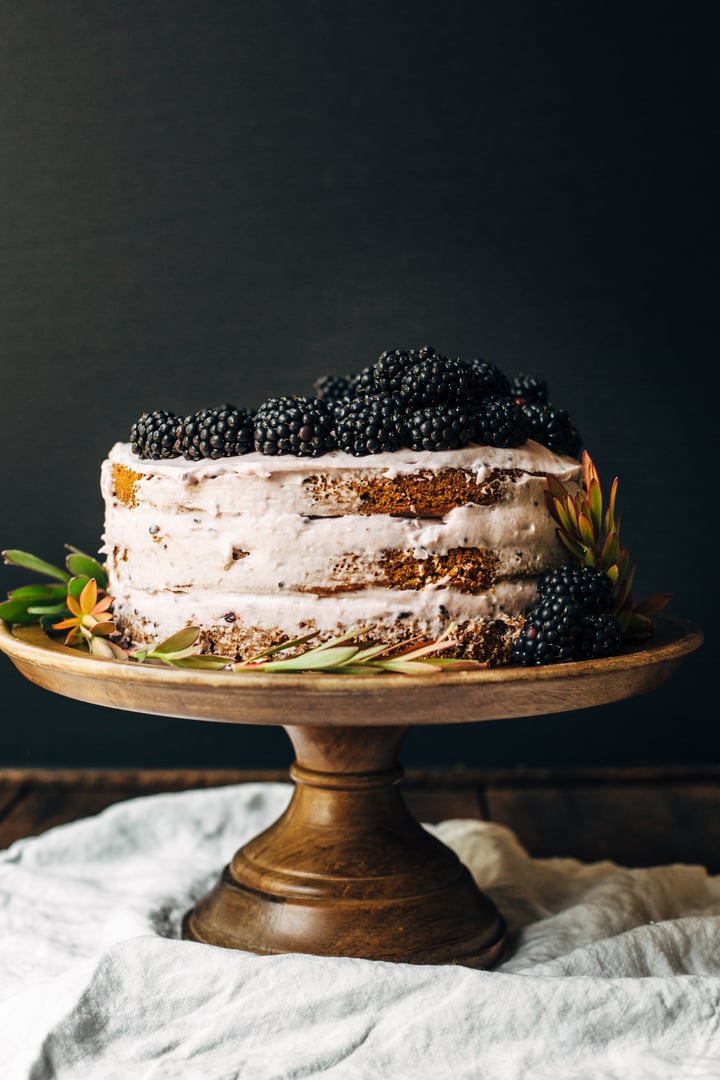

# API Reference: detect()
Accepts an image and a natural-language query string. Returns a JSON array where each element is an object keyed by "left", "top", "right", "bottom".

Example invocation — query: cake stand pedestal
[{"left": 0, "top": 617, "right": 702, "bottom": 968}]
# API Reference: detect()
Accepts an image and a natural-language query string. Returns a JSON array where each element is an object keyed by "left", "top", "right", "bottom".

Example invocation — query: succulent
[{"left": 544, "top": 451, "right": 670, "bottom": 639}]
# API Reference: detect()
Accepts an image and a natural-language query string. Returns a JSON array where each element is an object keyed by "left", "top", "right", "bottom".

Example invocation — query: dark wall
[{"left": 0, "top": 3, "right": 715, "bottom": 768}]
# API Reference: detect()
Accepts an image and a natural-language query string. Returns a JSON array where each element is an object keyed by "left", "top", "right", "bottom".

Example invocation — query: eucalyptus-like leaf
[
  {"left": 258, "top": 646, "right": 360, "bottom": 672},
  {"left": 166, "top": 655, "right": 233, "bottom": 670},
  {"left": 149, "top": 626, "right": 201, "bottom": 655},
  {"left": 389, "top": 637, "right": 459, "bottom": 662},
  {"left": 2, "top": 550, "right": 71, "bottom": 583},
  {"left": 421, "top": 657, "right": 488, "bottom": 670},
  {"left": 240, "top": 633, "right": 319, "bottom": 664},
  {"left": 311, "top": 627, "right": 373, "bottom": 653},
  {"left": 347, "top": 644, "right": 390, "bottom": 663},
  {"left": 375, "top": 659, "right": 445, "bottom": 675},
  {"left": 66, "top": 553, "right": 108, "bottom": 589},
  {"left": 149, "top": 644, "right": 203, "bottom": 661}
]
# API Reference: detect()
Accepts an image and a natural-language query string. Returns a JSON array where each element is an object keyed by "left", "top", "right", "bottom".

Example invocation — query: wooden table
[{"left": 2, "top": 765, "right": 719, "bottom": 873}]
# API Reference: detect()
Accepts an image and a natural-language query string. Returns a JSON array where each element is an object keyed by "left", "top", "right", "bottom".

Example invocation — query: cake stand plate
[{"left": 0, "top": 616, "right": 702, "bottom": 968}]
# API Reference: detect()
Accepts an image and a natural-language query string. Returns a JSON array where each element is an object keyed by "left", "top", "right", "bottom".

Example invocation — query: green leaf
[
  {"left": 421, "top": 657, "right": 487, "bottom": 670},
  {"left": 242, "top": 633, "right": 319, "bottom": 663},
  {"left": 0, "top": 598, "right": 42, "bottom": 624},
  {"left": 2, "top": 550, "right": 71, "bottom": 583},
  {"left": 68, "top": 576, "right": 91, "bottom": 601},
  {"left": 26, "top": 603, "right": 67, "bottom": 616},
  {"left": 8, "top": 584, "right": 67, "bottom": 602},
  {"left": 550, "top": 497, "right": 573, "bottom": 536},
  {"left": 375, "top": 659, "right": 444, "bottom": 675},
  {"left": 66, "top": 553, "right": 107, "bottom": 589},
  {"left": 577, "top": 513, "right": 596, "bottom": 548},
  {"left": 259, "top": 646, "right": 359, "bottom": 672},
  {"left": 587, "top": 478, "right": 603, "bottom": 535},
  {"left": 599, "top": 532, "right": 620, "bottom": 570},
  {"left": 311, "top": 627, "right": 372, "bottom": 652},
  {"left": 167, "top": 655, "right": 233, "bottom": 670},
  {"left": 348, "top": 644, "right": 389, "bottom": 663},
  {"left": 557, "top": 531, "right": 586, "bottom": 559},
  {"left": 545, "top": 476, "right": 569, "bottom": 504},
  {"left": 634, "top": 592, "right": 672, "bottom": 617},
  {"left": 149, "top": 626, "right": 200, "bottom": 655}
]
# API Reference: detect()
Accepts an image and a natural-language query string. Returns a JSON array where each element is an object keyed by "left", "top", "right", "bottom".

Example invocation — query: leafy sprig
[
  {"left": 545, "top": 451, "right": 671, "bottom": 639},
  {"left": 1, "top": 547, "right": 108, "bottom": 633},
  {"left": 232, "top": 624, "right": 484, "bottom": 675},
  {"left": 2, "top": 546, "right": 486, "bottom": 675}
]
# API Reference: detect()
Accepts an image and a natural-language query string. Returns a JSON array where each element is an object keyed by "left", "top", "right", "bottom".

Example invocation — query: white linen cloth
[{"left": 2, "top": 783, "right": 720, "bottom": 1079}]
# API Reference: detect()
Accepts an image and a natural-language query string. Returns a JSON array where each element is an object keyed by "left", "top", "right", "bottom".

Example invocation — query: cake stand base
[
  {"left": 181, "top": 725, "right": 506, "bottom": 966},
  {"left": 1, "top": 617, "right": 702, "bottom": 968}
]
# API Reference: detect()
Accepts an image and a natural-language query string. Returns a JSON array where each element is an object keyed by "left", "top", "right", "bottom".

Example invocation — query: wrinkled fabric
[{"left": 2, "top": 783, "right": 720, "bottom": 1079}]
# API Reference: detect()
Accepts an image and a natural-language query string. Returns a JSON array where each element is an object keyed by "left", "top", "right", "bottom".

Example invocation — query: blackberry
[
  {"left": 510, "top": 372, "right": 549, "bottom": 406},
  {"left": 373, "top": 346, "right": 440, "bottom": 394},
  {"left": 253, "top": 395, "right": 336, "bottom": 457},
  {"left": 399, "top": 356, "right": 474, "bottom": 408},
  {"left": 178, "top": 403, "right": 254, "bottom": 460},
  {"left": 334, "top": 393, "right": 407, "bottom": 455},
  {"left": 130, "top": 410, "right": 181, "bottom": 460},
  {"left": 473, "top": 397, "right": 529, "bottom": 447},
  {"left": 512, "top": 597, "right": 584, "bottom": 665},
  {"left": 313, "top": 373, "right": 357, "bottom": 407},
  {"left": 465, "top": 358, "right": 511, "bottom": 400},
  {"left": 577, "top": 613, "right": 622, "bottom": 660},
  {"left": 537, "top": 566, "right": 614, "bottom": 615},
  {"left": 353, "top": 366, "right": 377, "bottom": 395},
  {"left": 406, "top": 403, "right": 476, "bottom": 452},
  {"left": 513, "top": 567, "right": 621, "bottom": 666},
  {"left": 522, "top": 403, "right": 583, "bottom": 458}
]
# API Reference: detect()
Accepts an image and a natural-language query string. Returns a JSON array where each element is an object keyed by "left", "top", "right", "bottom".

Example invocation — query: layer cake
[{"left": 101, "top": 439, "right": 583, "bottom": 664}]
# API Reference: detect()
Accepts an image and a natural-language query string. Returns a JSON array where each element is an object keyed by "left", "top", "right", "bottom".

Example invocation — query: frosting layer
[{"left": 100, "top": 440, "right": 583, "bottom": 662}]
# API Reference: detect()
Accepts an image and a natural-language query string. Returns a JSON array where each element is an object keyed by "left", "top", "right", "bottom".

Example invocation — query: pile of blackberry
[
  {"left": 512, "top": 566, "right": 622, "bottom": 666},
  {"left": 128, "top": 346, "right": 583, "bottom": 461}
]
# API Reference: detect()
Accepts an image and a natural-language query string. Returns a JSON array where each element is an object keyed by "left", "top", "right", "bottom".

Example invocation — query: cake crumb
[{"left": 112, "top": 463, "right": 141, "bottom": 508}]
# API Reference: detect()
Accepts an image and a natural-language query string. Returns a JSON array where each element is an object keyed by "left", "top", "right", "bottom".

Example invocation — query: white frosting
[{"left": 101, "top": 440, "right": 583, "bottom": 648}]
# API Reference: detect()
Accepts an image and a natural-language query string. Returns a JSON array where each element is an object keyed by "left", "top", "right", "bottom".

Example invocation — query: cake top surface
[{"left": 106, "top": 438, "right": 583, "bottom": 481}]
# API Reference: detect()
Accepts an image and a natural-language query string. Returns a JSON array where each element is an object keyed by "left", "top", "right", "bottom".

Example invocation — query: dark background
[{"left": 0, "top": 3, "right": 715, "bottom": 769}]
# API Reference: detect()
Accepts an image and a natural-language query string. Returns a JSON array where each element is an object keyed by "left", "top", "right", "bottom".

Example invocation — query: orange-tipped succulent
[
  {"left": 545, "top": 451, "right": 671, "bottom": 640},
  {"left": 52, "top": 578, "right": 116, "bottom": 646}
]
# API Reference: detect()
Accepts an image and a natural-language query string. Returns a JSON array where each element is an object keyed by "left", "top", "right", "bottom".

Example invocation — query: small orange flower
[{"left": 53, "top": 579, "right": 116, "bottom": 646}]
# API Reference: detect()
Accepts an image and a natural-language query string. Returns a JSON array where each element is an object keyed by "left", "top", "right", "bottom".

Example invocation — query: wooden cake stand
[{"left": 0, "top": 616, "right": 702, "bottom": 968}]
